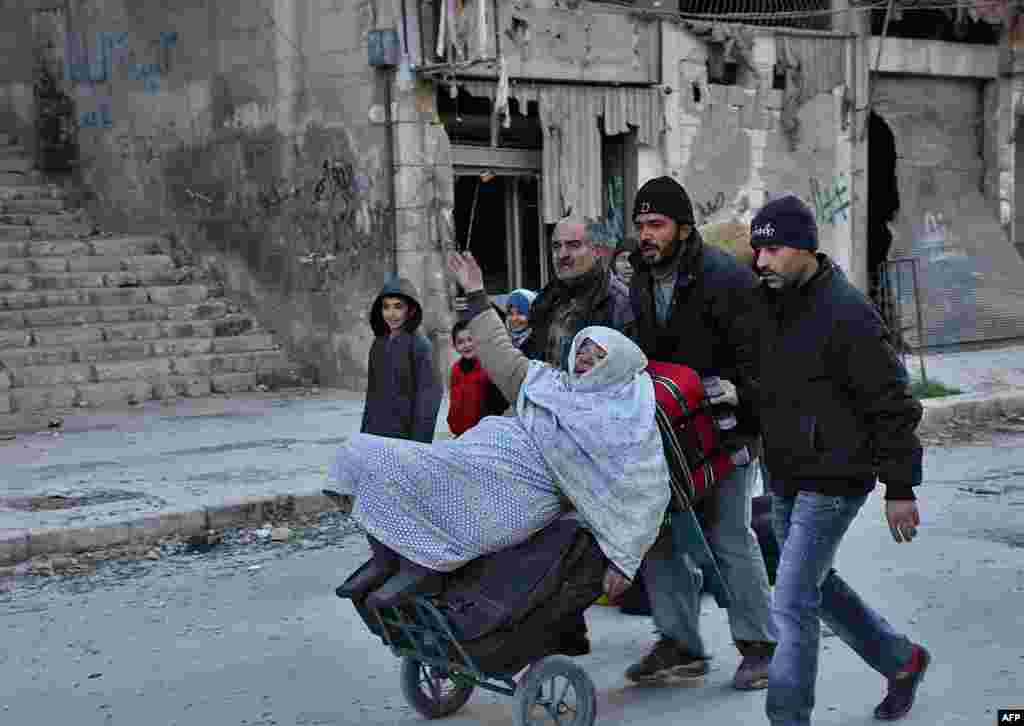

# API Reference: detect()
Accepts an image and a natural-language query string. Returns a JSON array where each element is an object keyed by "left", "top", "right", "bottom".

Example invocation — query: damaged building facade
[{"left": 0, "top": 0, "right": 1021, "bottom": 390}]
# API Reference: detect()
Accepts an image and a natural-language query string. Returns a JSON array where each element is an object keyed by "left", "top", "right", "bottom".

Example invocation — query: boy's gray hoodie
[{"left": 361, "top": 277, "right": 442, "bottom": 443}]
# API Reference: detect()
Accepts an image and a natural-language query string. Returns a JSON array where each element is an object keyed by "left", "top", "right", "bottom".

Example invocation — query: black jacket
[
  {"left": 754, "top": 255, "right": 923, "bottom": 500},
  {"left": 522, "top": 261, "right": 635, "bottom": 368},
  {"left": 362, "top": 277, "right": 443, "bottom": 443},
  {"left": 629, "top": 231, "right": 762, "bottom": 448}
]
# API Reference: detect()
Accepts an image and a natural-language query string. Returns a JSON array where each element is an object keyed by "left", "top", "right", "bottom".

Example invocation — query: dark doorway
[
  {"left": 454, "top": 173, "right": 544, "bottom": 295},
  {"left": 455, "top": 174, "right": 509, "bottom": 293},
  {"left": 867, "top": 111, "right": 899, "bottom": 307}
]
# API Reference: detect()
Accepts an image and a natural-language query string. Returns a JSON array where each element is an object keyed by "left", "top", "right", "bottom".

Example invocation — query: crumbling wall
[
  {"left": 63, "top": 0, "right": 397, "bottom": 389},
  {"left": 874, "top": 75, "right": 1024, "bottom": 346},
  {"left": 672, "top": 30, "right": 850, "bottom": 269}
]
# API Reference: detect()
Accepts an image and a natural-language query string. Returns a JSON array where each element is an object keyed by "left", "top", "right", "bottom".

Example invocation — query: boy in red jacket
[{"left": 447, "top": 321, "right": 508, "bottom": 436}]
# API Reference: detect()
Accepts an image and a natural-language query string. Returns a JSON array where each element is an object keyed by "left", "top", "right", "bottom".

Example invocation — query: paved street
[
  {"left": 0, "top": 392, "right": 452, "bottom": 531},
  {"left": 2, "top": 434, "right": 1022, "bottom": 726}
]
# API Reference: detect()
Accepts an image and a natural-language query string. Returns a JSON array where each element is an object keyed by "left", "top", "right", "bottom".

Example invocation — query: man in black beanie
[
  {"left": 749, "top": 194, "right": 929, "bottom": 725},
  {"left": 625, "top": 176, "right": 777, "bottom": 690}
]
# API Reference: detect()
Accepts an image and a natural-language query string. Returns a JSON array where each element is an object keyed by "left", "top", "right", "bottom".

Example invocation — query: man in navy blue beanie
[
  {"left": 750, "top": 194, "right": 930, "bottom": 725},
  {"left": 625, "top": 176, "right": 777, "bottom": 691}
]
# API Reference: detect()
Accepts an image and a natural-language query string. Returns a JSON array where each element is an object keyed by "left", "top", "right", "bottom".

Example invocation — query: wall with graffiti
[
  {"left": 682, "top": 87, "right": 845, "bottom": 268},
  {"left": 59, "top": 0, "right": 397, "bottom": 388}
]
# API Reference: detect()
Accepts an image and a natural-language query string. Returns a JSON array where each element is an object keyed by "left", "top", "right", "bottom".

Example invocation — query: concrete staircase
[{"left": 0, "top": 132, "right": 302, "bottom": 431}]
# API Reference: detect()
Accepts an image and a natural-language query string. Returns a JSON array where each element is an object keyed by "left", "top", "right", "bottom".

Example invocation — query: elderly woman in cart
[{"left": 329, "top": 252, "right": 671, "bottom": 613}]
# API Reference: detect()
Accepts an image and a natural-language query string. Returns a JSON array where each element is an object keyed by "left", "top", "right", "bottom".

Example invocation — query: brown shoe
[
  {"left": 733, "top": 653, "right": 771, "bottom": 690},
  {"left": 625, "top": 637, "right": 709, "bottom": 684}
]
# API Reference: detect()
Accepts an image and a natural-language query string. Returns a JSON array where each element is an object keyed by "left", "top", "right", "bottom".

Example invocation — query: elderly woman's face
[{"left": 573, "top": 338, "right": 608, "bottom": 377}]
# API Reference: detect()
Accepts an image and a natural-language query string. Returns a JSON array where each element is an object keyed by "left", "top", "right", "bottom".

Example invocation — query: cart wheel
[
  {"left": 400, "top": 656, "right": 475, "bottom": 719},
  {"left": 514, "top": 655, "right": 597, "bottom": 726}
]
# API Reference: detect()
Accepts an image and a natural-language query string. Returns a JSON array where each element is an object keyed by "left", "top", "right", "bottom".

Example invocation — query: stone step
[
  {"left": 1, "top": 197, "right": 68, "bottom": 214},
  {"left": 0, "top": 211, "right": 81, "bottom": 226},
  {"left": 0, "top": 299, "right": 234, "bottom": 330},
  {"left": 7, "top": 349, "right": 291, "bottom": 388},
  {"left": 0, "top": 253, "right": 174, "bottom": 275},
  {"left": 0, "top": 283, "right": 214, "bottom": 311},
  {"left": 0, "top": 265, "right": 181, "bottom": 291},
  {"left": 0, "top": 222, "right": 93, "bottom": 240},
  {"left": 0, "top": 332, "right": 277, "bottom": 368},
  {"left": 0, "top": 156, "right": 32, "bottom": 173},
  {"left": 0, "top": 185, "right": 65, "bottom": 202},
  {"left": 0, "top": 235, "right": 166, "bottom": 259},
  {"left": 2, "top": 365, "right": 296, "bottom": 416},
  {"left": 0, "top": 173, "right": 38, "bottom": 187}
]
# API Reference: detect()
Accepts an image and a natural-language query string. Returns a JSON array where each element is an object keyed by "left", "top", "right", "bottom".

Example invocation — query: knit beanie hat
[
  {"left": 506, "top": 288, "right": 537, "bottom": 316},
  {"left": 750, "top": 194, "right": 819, "bottom": 252},
  {"left": 633, "top": 176, "right": 695, "bottom": 227}
]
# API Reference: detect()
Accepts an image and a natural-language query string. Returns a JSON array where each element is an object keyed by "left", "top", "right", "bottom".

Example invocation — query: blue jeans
[
  {"left": 767, "top": 492, "right": 915, "bottom": 726},
  {"left": 642, "top": 463, "right": 776, "bottom": 658}
]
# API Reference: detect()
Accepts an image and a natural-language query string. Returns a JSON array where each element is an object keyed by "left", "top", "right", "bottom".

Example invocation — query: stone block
[
  {"left": 77, "top": 380, "right": 154, "bottom": 408},
  {"left": 76, "top": 340, "right": 150, "bottom": 365},
  {"left": 30, "top": 325, "right": 105, "bottom": 348},
  {"left": 0, "top": 275, "right": 31, "bottom": 291},
  {"left": 211, "top": 333, "right": 276, "bottom": 354},
  {"left": 103, "top": 321, "right": 163, "bottom": 342},
  {"left": 11, "top": 384, "right": 78, "bottom": 412},
  {"left": 0, "top": 530, "right": 31, "bottom": 566},
  {"left": 1, "top": 198, "right": 64, "bottom": 214},
  {"left": 0, "top": 328, "right": 30, "bottom": 346},
  {"left": 150, "top": 337, "right": 214, "bottom": 357},
  {"left": 30, "top": 257, "right": 70, "bottom": 274},
  {"left": 254, "top": 350, "right": 290, "bottom": 374},
  {"left": 0, "top": 240, "right": 27, "bottom": 257},
  {"left": 89, "top": 287, "right": 150, "bottom": 307},
  {"left": 98, "top": 305, "right": 167, "bottom": 324},
  {"left": 0, "top": 258, "right": 32, "bottom": 274},
  {"left": 89, "top": 236, "right": 164, "bottom": 257},
  {"left": 26, "top": 239, "right": 90, "bottom": 257},
  {"left": 0, "top": 393, "right": 11, "bottom": 414},
  {"left": 37, "top": 272, "right": 107, "bottom": 290},
  {"left": 13, "top": 362, "right": 94, "bottom": 387},
  {"left": 66, "top": 255, "right": 125, "bottom": 273},
  {"left": 93, "top": 358, "right": 172, "bottom": 383},
  {"left": 147, "top": 284, "right": 210, "bottom": 306},
  {"left": 0, "top": 156, "right": 32, "bottom": 172},
  {"left": 22, "top": 306, "right": 99, "bottom": 327},
  {"left": 206, "top": 499, "right": 265, "bottom": 530},
  {"left": 210, "top": 371, "right": 259, "bottom": 393}
]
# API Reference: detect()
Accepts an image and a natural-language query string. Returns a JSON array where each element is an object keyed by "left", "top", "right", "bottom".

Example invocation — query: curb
[
  {"left": 0, "top": 492, "right": 353, "bottom": 567},
  {"left": 917, "top": 389, "right": 1024, "bottom": 436}
]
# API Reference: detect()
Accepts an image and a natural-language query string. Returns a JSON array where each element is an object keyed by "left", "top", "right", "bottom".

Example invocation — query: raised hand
[{"left": 447, "top": 251, "right": 485, "bottom": 294}]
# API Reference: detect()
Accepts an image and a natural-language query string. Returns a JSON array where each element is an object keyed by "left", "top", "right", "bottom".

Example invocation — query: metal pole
[
  {"left": 465, "top": 176, "right": 481, "bottom": 253},
  {"left": 909, "top": 258, "right": 928, "bottom": 385}
]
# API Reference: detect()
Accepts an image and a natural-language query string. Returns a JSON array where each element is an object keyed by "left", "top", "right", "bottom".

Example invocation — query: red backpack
[{"left": 646, "top": 361, "right": 736, "bottom": 507}]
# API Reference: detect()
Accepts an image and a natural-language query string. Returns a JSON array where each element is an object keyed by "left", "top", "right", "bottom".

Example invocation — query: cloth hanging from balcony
[
  {"left": 459, "top": 82, "right": 663, "bottom": 223},
  {"left": 776, "top": 35, "right": 845, "bottom": 149}
]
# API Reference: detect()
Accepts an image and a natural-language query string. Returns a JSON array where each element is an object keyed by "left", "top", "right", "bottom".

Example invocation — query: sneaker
[
  {"left": 733, "top": 653, "right": 771, "bottom": 690},
  {"left": 625, "top": 637, "right": 710, "bottom": 684},
  {"left": 874, "top": 644, "right": 931, "bottom": 721}
]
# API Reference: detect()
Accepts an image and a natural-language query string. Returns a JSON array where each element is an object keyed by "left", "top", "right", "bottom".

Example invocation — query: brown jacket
[{"left": 464, "top": 292, "right": 532, "bottom": 407}]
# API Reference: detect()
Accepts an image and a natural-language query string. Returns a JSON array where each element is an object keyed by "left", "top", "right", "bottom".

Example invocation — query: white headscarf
[{"left": 516, "top": 326, "right": 670, "bottom": 579}]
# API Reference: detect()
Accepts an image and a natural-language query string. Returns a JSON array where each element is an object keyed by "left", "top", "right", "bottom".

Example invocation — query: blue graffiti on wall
[
  {"left": 65, "top": 31, "right": 130, "bottom": 83},
  {"left": 129, "top": 63, "right": 163, "bottom": 94}
]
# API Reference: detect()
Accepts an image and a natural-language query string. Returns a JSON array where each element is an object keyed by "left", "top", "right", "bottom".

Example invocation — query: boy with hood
[
  {"left": 505, "top": 288, "right": 537, "bottom": 350},
  {"left": 362, "top": 276, "right": 443, "bottom": 444}
]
